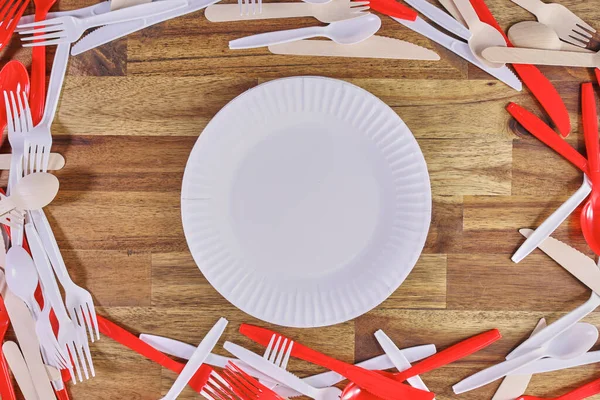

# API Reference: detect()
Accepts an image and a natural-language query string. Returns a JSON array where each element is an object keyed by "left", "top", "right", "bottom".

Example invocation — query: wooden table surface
[{"left": 3, "top": 0, "right": 600, "bottom": 398}]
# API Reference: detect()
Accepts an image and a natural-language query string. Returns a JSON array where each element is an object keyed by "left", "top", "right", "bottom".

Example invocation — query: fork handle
[
  {"left": 30, "top": 209, "right": 72, "bottom": 287},
  {"left": 40, "top": 44, "right": 69, "bottom": 127},
  {"left": 80, "top": 0, "right": 188, "bottom": 29},
  {"left": 510, "top": 0, "right": 545, "bottom": 15}
]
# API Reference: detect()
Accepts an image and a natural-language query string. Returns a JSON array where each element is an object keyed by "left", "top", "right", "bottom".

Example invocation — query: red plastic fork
[
  {"left": 0, "top": 0, "right": 30, "bottom": 48},
  {"left": 219, "top": 362, "right": 284, "bottom": 400},
  {"left": 96, "top": 315, "right": 214, "bottom": 393},
  {"left": 518, "top": 376, "right": 600, "bottom": 400},
  {"left": 0, "top": 296, "right": 16, "bottom": 400}
]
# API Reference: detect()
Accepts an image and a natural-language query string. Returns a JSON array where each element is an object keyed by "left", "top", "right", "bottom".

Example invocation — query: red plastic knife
[
  {"left": 96, "top": 315, "right": 213, "bottom": 393},
  {"left": 469, "top": 0, "right": 571, "bottom": 137},
  {"left": 369, "top": 0, "right": 417, "bottom": 20},
  {"left": 239, "top": 325, "right": 433, "bottom": 400},
  {"left": 507, "top": 103, "right": 588, "bottom": 174}
]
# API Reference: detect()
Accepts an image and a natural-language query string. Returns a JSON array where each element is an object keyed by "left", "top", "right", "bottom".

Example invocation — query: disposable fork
[
  {"left": 238, "top": 0, "right": 260, "bottom": 16},
  {"left": 17, "top": 0, "right": 188, "bottom": 47},
  {"left": 0, "top": 0, "right": 30, "bottom": 49},
  {"left": 203, "top": 362, "right": 284, "bottom": 400}
]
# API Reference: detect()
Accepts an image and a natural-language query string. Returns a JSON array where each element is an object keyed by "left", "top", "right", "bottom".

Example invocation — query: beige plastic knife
[
  {"left": 492, "top": 318, "right": 546, "bottom": 400},
  {"left": 0, "top": 153, "right": 65, "bottom": 171},
  {"left": 268, "top": 36, "right": 440, "bottom": 60},
  {"left": 520, "top": 229, "right": 600, "bottom": 294},
  {"left": 3, "top": 341, "right": 39, "bottom": 400},
  {"left": 482, "top": 47, "right": 600, "bottom": 68}
]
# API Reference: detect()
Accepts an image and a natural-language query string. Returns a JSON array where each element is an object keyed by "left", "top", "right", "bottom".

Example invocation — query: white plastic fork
[
  {"left": 17, "top": 0, "right": 188, "bottom": 47},
  {"left": 239, "top": 0, "right": 260, "bottom": 17},
  {"left": 264, "top": 334, "right": 293, "bottom": 371}
]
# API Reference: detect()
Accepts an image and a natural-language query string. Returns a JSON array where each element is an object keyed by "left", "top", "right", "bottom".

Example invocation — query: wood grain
[{"left": 2, "top": 0, "right": 600, "bottom": 399}]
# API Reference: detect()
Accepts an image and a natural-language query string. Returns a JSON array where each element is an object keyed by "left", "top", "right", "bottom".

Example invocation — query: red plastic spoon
[
  {"left": 580, "top": 82, "right": 600, "bottom": 255},
  {"left": 518, "top": 376, "right": 600, "bottom": 400},
  {"left": 0, "top": 61, "right": 31, "bottom": 144}
]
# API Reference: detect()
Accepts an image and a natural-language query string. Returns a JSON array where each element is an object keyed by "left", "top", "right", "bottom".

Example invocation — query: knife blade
[
  {"left": 374, "top": 330, "right": 430, "bottom": 394},
  {"left": 403, "top": 0, "right": 471, "bottom": 40},
  {"left": 520, "top": 229, "right": 600, "bottom": 294},
  {"left": 393, "top": 16, "right": 522, "bottom": 91},
  {"left": 492, "top": 318, "right": 546, "bottom": 400},
  {"left": 268, "top": 35, "right": 440, "bottom": 60},
  {"left": 71, "top": 0, "right": 221, "bottom": 55},
  {"left": 469, "top": 0, "right": 571, "bottom": 137}
]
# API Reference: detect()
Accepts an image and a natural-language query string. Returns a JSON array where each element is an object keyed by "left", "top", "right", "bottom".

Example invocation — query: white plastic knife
[
  {"left": 374, "top": 330, "right": 431, "bottom": 395},
  {"left": 393, "top": 17, "right": 522, "bottom": 91},
  {"left": 519, "top": 229, "right": 600, "bottom": 294},
  {"left": 71, "top": 0, "right": 222, "bottom": 55},
  {"left": 140, "top": 333, "right": 437, "bottom": 398},
  {"left": 402, "top": 0, "right": 471, "bottom": 40},
  {"left": 161, "top": 318, "right": 228, "bottom": 400},
  {"left": 19, "top": 1, "right": 112, "bottom": 25},
  {"left": 492, "top": 318, "right": 546, "bottom": 400}
]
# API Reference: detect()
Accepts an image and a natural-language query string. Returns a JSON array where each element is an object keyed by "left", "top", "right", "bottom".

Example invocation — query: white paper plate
[{"left": 182, "top": 76, "right": 431, "bottom": 327}]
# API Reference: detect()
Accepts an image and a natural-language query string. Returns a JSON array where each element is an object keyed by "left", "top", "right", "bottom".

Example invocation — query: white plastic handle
[{"left": 230, "top": 26, "right": 325, "bottom": 49}]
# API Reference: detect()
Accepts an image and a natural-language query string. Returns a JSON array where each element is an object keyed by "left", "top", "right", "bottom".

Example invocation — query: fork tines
[
  {"left": 566, "top": 24, "right": 595, "bottom": 48},
  {"left": 0, "top": 0, "right": 28, "bottom": 45},
  {"left": 264, "top": 334, "right": 293, "bottom": 369},
  {"left": 202, "top": 362, "right": 283, "bottom": 400},
  {"left": 17, "top": 19, "right": 68, "bottom": 47},
  {"left": 238, "top": 0, "right": 261, "bottom": 16}
]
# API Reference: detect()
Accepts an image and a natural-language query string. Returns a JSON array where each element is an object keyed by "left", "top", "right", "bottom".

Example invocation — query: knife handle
[
  {"left": 582, "top": 83, "right": 599, "bottom": 174},
  {"left": 397, "top": 329, "right": 501, "bottom": 379},
  {"left": 470, "top": 0, "right": 571, "bottom": 137},
  {"left": 556, "top": 376, "right": 600, "bottom": 400},
  {"left": 507, "top": 103, "right": 588, "bottom": 174},
  {"left": 96, "top": 315, "right": 212, "bottom": 393}
]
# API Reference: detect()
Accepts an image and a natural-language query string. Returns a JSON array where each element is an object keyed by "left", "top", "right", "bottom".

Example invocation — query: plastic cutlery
[
  {"left": 0, "top": 61, "right": 30, "bottom": 141},
  {"left": 438, "top": 0, "right": 465, "bottom": 26},
  {"left": 161, "top": 318, "right": 228, "bottom": 400},
  {"left": 3, "top": 341, "right": 39, "bottom": 400},
  {"left": 204, "top": 0, "right": 369, "bottom": 24},
  {"left": 403, "top": 0, "right": 471, "bottom": 40},
  {"left": 225, "top": 341, "right": 344, "bottom": 400},
  {"left": 580, "top": 83, "right": 600, "bottom": 255},
  {"left": 469, "top": 0, "right": 571, "bottom": 137},
  {"left": 339, "top": 329, "right": 502, "bottom": 400},
  {"left": 367, "top": 0, "right": 415, "bottom": 20},
  {"left": 17, "top": 0, "right": 189, "bottom": 46},
  {"left": 508, "top": 0, "right": 594, "bottom": 48},
  {"left": 203, "top": 363, "right": 284, "bottom": 400},
  {"left": 513, "top": 177, "right": 592, "bottom": 263},
  {"left": 229, "top": 13, "right": 381, "bottom": 49},
  {"left": 453, "top": 0, "right": 506, "bottom": 68},
  {"left": 393, "top": 17, "right": 521, "bottom": 91},
  {"left": 0, "top": 0, "right": 30, "bottom": 50},
  {"left": 374, "top": 330, "right": 430, "bottom": 395},
  {"left": 453, "top": 323, "right": 598, "bottom": 394},
  {"left": 492, "top": 319, "right": 547, "bottom": 400},
  {"left": 0, "top": 296, "right": 16, "bottom": 400},
  {"left": 508, "top": 292, "right": 600, "bottom": 360},
  {"left": 517, "top": 376, "right": 600, "bottom": 400},
  {"left": 19, "top": 1, "right": 112, "bottom": 24},
  {"left": 506, "top": 103, "right": 588, "bottom": 173},
  {"left": 508, "top": 22, "right": 593, "bottom": 53},
  {"left": 0, "top": 172, "right": 59, "bottom": 215}
]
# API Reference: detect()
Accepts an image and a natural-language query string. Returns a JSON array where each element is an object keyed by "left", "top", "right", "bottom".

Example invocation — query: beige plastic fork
[
  {"left": 509, "top": 0, "right": 595, "bottom": 48},
  {"left": 205, "top": 0, "right": 370, "bottom": 23}
]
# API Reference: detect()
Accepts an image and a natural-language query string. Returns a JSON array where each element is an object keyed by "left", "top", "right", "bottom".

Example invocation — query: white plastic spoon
[
  {"left": 453, "top": 323, "right": 599, "bottom": 394},
  {"left": 5, "top": 245, "right": 41, "bottom": 316},
  {"left": 229, "top": 13, "right": 381, "bottom": 49}
]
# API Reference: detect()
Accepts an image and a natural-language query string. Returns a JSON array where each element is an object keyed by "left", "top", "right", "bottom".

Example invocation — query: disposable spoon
[
  {"left": 508, "top": 21, "right": 592, "bottom": 53},
  {"left": 453, "top": 0, "right": 506, "bottom": 68},
  {"left": 580, "top": 83, "right": 600, "bottom": 255},
  {"left": 229, "top": 13, "right": 381, "bottom": 49},
  {"left": 0, "top": 173, "right": 59, "bottom": 216},
  {"left": 5, "top": 245, "right": 41, "bottom": 316},
  {"left": 453, "top": 323, "right": 599, "bottom": 394}
]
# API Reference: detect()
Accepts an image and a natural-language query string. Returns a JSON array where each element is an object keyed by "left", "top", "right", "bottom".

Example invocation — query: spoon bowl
[
  {"left": 328, "top": 13, "right": 381, "bottom": 44},
  {"left": 5, "top": 245, "right": 40, "bottom": 308},
  {"left": 11, "top": 172, "right": 59, "bottom": 210},
  {"left": 508, "top": 21, "right": 592, "bottom": 53},
  {"left": 545, "top": 322, "right": 598, "bottom": 359}
]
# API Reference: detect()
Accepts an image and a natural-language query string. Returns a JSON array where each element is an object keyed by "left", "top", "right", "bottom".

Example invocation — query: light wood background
[{"left": 3, "top": 0, "right": 600, "bottom": 399}]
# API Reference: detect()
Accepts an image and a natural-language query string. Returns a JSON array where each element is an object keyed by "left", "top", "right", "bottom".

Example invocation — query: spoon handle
[
  {"left": 229, "top": 26, "right": 325, "bottom": 49},
  {"left": 582, "top": 83, "right": 599, "bottom": 174},
  {"left": 453, "top": 0, "right": 480, "bottom": 28}
]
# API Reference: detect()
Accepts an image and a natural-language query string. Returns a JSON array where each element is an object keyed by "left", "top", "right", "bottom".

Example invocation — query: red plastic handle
[
  {"left": 55, "top": 388, "right": 70, "bottom": 400},
  {"left": 595, "top": 69, "right": 600, "bottom": 85},
  {"left": 96, "top": 315, "right": 213, "bottom": 393},
  {"left": 369, "top": 0, "right": 417, "bottom": 20},
  {"left": 396, "top": 329, "right": 501, "bottom": 379},
  {"left": 239, "top": 325, "right": 433, "bottom": 400},
  {"left": 469, "top": 0, "right": 571, "bottom": 137},
  {"left": 507, "top": 103, "right": 589, "bottom": 174},
  {"left": 582, "top": 83, "right": 599, "bottom": 175},
  {"left": 557, "top": 376, "right": 600, "bottom": 400}
]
